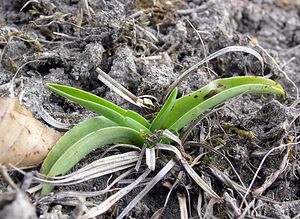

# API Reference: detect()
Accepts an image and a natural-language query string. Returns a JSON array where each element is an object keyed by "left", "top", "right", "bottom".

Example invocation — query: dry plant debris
[{"left": 0, "top": 97, "right": 61, "bottom": 168}]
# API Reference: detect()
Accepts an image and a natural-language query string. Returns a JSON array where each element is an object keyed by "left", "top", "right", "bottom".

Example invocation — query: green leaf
[
  {"left": 47, "top": 83, "right": 150, "bottom": 128},
  {"left": 149, "top": 88, "right": 178, "bottom": 132},
  {"left": 124, "top": 117, "right": 152, "bottom": 135},
  {"left": 41, "top": 116, "right": 117, "bottom": 175},
  {"left": 163, "top": 76, "right": 285, "bottom": 131},
  {"left": 124, "top": 110, "right": 150, "bottom": 128},
  {"left": 41, "top": 126, "right": 144, "bottom": 194}
]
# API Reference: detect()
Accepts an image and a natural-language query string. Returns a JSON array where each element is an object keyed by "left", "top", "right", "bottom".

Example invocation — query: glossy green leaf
[
  {"left": 41, "top": 126, "right": 144, "bottom": 194},
  {"left": 163, "top": 76, "right": 285, "bottom": 131},
  {"left": 124, "top": 117, "right": 152, "bottom": 135},
  {"left": 124, "top": 110, "right": 150, "bottom": 128},
  {"left": 149, "top": 88, "right": 178, "bottom": 132},
  {"left": 47, "top": 83, "right": 150, "bottom": 128},
  {"left": 41, "top": 116, "right": 117, "bottom": 175}
]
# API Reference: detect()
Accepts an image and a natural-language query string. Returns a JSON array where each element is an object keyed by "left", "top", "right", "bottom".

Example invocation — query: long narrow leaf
[
  {"left": 124, "top": 110, "right": 151, "bottom": 128},
  {"left": 170, "top": 84, "right": 284, "bottom": 131},
  {"left": 150, "top": 88, "right": 178, "bottom": 132},
  {"left": 41, "top": 116, "right": 117, "bottom": 175},
  {"left": 41, "top": 126, "right": 144, "bottom": 194},
  {"left": 47, "top": 83, "right": 150, "bottom": 128},
  {"left": 124, "top": 117, "right": 152, "bottom": 135},
  {"left": 162, "top": 76, "right": 285, "bottom": 131}
]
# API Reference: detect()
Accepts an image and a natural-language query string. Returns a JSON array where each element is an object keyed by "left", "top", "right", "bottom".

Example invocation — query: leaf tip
[{"left": 46, "top": 83, "right": 57, "bottom": 89}]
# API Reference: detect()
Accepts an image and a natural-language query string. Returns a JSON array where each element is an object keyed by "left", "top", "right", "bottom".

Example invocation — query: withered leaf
[{"left": 0, "top": 97, "right": 61, "bottom": 168}]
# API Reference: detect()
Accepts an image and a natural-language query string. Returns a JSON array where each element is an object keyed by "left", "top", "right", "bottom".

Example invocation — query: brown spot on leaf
[
  {"left": 204, "top": 90, "right": 219, "bottom": 100},
  {"left": 217, "top": 84, "right": 226, "bottom": 90}
]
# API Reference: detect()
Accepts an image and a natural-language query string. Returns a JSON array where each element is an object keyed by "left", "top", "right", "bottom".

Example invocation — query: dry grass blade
[
  {"left": 135, "top": 145, "right": 146, "bottom": 171},
  {"left": 150, "top": 207, "right": 166, "bottom": 219},
  {"left": 61, "top": 151, "right": 138, "bottom": 177},
  {"left": 184, "top": 17, "right": 209, "bottom": 76},
  {"left": 208, "top": 165, "right": 246, "bottom": 195},
  {"left": 41, "top": 151, "right": 138, "bottom": 178},
  {"left": 252, "top": 146, "right": 290, "bottom": 196},
  {"left": 20, "top": 0, "right": 39, "bottom": 12},
  {"left": 146, "top": 148, "right": 156, "bottom": 171},
  {"left": 96, "top": 67, "right": 150, "bottom": 108},
  {"left": 197, "top": 191, "right": 203, "bottom": 218},
  {"left": 209, "top": 165, "right": 279, "bottom": 204},
  {"left": 100, "top": 144, "right": 141, "bottom": 158},
  {"left": 162, "top": 129, "right": 182, "bottom": 146},
  {"left": 223, "top": 192, "right": 242, "bottom": 218},
  {"left": 203, "top": 198, "right": 219, "bottom": 218},
  {"left": 242, "top": 142, "right": 299, "bottom": 205},
  {"left": 251, "top": 38, "right": 299, "bottom": 100},
  {"left": 83, "top": 0, "right": 91, "bottom": 19},
  {"left": 135, "top": 24, "right": 158, "bottom": 43},
  {"left": 156, "top": 144, "right": 221, "bottom": 200},
  {"left": 26, "top": 184, "right": 42, "bottom": 194},
  {"left": 39, "top": 169, "right": 134, "bottom": 203},
  {"left": 165, "top": 171, "right": 184, "bottom": 206},
  {"left": 116, "top": 159, "right": 176, "bottom": 219},
  {"left": 177, "top": 192, "right": 188, "bottom": 219},
  {"left": 9, "top": 60, "right": 46, "bottom": 97},
  {"left": 151, "top": 171, "right": 184, "bottom": 218},
  {"left": 40, "top": 163, "right": 135, "bottom": 186},
  {"left": 82, "top": 169, "right": 152, "bottom": 218},
  {"left": 164, "top": 46, "right": 264, "bottom": 100},
  {"left": 39, "top": 106, "right": 71, "bottom": 130},
  {"left": 186, "top": 141, "right": 245, "bottom": 187},
  {"left": 31, "top": 152, "right": 139, "bottom": 186}
]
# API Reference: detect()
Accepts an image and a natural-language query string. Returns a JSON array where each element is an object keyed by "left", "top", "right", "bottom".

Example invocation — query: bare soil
[{"left": 0, "top": 0, "right": 300, "bottom": 218}]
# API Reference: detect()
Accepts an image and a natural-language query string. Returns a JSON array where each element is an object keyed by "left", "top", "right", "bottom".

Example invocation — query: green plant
[{"left": 41, "top": 76, "right": 285, "bottom": 195}]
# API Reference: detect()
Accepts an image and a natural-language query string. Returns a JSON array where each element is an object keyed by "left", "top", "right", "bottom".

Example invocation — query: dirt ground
[{"left": 0, "top": 0, "right": 300, "bottom": 218}]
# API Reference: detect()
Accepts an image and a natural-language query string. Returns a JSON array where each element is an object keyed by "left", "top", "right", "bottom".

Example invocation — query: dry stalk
[
  {"left": 250, "top": 37, "right": 299, "bottom": 101},
  {"left": 252, "top": 146, "right": 290, "bottom": 196},
  {"left": 177, "top": 192, "right": 188, "bottom": 219},
  {"left": 242, "top": 141, "right": 300, "bottom": 206}
]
